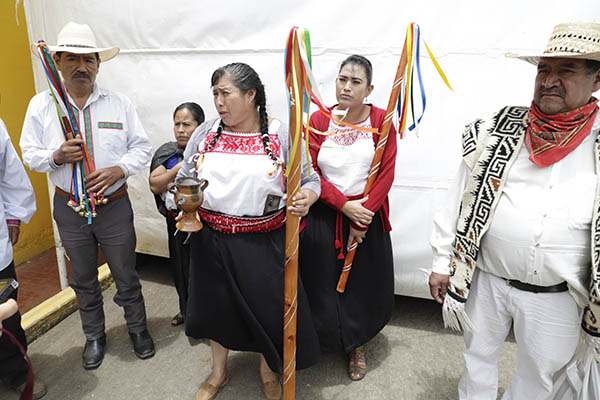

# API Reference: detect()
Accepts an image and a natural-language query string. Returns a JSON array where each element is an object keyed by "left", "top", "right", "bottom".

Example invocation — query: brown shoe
[
  {"left": 15, "top": 378, "right": 48, "bottom": 399},
  {"left": 196, "top": 371, "right": 229, "bottom": 400},
  {"left": 348, "top": 346, "right": 366, "bottom": 381},
  {"left": 262, "top": 379, "right": 281, "bottom": 400}
]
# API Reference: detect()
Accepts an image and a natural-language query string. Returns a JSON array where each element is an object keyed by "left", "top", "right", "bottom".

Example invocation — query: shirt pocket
[
  {"left": 97, "top": 121, "right": 127, "bottom": 153},
  {"left": 568, "top": 173, "right": 596, "bottom": 230}
]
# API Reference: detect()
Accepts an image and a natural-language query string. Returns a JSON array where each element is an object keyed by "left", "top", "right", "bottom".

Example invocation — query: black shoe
[
  {"left": 82, "top": 335, "right": 106, "bottom": 370},
  {"left": 170, "top": 312, "right": 184, "bottom": 326},
  {"left": 129, "top": 329, "right": 155, "bottom": 359}
]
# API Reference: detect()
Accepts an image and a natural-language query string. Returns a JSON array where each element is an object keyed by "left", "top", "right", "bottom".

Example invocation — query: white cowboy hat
[
  {"left": 31, "top": 22, "right": 119, "bottom": 62},
  {"left": 506, "top": 22, "right": 600, "bottom": 65}
]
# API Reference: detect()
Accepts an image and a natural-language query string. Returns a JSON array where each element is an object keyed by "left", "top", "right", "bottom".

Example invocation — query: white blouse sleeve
[{"left": 277, "top": 122, "right": 321, "bottom": 197}]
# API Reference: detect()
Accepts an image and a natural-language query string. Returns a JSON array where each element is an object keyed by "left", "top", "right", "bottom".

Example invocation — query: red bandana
[{"left": 525, "top": 98, "right": 599, "bottom": 168}]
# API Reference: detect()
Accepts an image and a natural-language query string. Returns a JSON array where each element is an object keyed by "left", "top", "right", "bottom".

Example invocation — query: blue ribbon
[
  {"left": 408, "top": 25, "right": 427, "bottom": 131},
  {"left": 71, "top": 165, "right": 79, "bottom": 204}
]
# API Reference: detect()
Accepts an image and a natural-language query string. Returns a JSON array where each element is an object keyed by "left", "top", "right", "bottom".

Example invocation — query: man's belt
[
  {"left": 55, "top": 185, "right": 127, "bottom": 204},
  {"left": 507, "top": 279, "right": 568, "bottom": 293}
]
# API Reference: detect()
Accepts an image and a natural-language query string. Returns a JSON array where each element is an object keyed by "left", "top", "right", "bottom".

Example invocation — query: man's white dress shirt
[
  {"left": 0, "top": 118, "right": 36, "bottom": 271},
  {"left": 20, "top": 84, "right": 151, "bottom": 195},
  {"left": 431, "top": 114, "right": 600, "bottom": 307}
]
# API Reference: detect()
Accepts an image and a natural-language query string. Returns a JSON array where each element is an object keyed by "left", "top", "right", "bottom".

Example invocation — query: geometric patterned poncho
[
  {"left": 443, "top": 106, "right": 527, "bottom": 329},
  {"left": 441, "top": 106, "right": 600, "bottom": 399}
]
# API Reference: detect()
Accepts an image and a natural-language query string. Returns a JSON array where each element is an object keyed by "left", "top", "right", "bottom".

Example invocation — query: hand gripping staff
[{"left": 336, "top": 23, "right": 453, "bottom": 293}]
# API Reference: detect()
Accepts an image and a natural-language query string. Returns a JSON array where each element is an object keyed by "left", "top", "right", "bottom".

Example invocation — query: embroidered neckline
[{"left": 221, "top": 129, "right": 263, "bottom": 137}]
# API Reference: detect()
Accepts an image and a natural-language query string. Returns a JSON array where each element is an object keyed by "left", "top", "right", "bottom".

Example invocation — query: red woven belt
[{"left": 198, "top": 208, "right": 286, "bottom": 234}]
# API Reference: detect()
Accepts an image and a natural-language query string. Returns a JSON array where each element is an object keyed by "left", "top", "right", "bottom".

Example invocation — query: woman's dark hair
[
  {"left": 205, "top": 63, "right": 277, "bottom": 162},
  {"left": 339, "top": 55, "right": 373, "bottom": 86},
  {"left": 173, "top": 102, "right": 205, "bottom": 125}
]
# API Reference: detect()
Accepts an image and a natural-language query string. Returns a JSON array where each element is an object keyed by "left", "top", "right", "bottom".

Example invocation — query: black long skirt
[
  {"left": 299, "top": 201, "right": 394, "bottom": 353},
  {"left": 185, "top": 225, "right": 320, "bottom": 374},
  {"left": 166, "top": 215, "right": 191, "bottom": 316}
]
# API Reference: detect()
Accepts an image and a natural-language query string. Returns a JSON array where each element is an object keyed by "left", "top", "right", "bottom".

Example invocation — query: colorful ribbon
[
  {"left": 35, "top": 41, "right": 100, "bottom": 223},
  {"left": 398, "top": 23, "right": 454, "bottom": 136},
  {"left": 284, "top": 23, "right": 452, "bottom": 146}
]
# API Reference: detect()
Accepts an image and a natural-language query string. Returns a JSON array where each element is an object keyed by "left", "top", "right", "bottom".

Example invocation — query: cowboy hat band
[
  {"left": 31, "top": 22, "right": 119, "bottom": 62},
  {"left": 506, "top": 22, "right": 600, "bottom": 64}
]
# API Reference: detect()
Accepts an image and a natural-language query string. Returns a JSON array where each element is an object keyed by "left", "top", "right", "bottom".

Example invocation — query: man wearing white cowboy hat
[
  {"left": 429, "top": 22, "right": 600, "bottom": 399},
  {"left": 20, "top": 22, "right": 155, "bottom": 371}
]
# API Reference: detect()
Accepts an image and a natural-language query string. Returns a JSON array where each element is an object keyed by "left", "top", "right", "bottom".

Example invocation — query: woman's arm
[
  {"left": 346, "top": 110, "right": 398, "bottom": 231},
  {"left": 0, "top": 299, "right": 18, "bottom": 337},
  {"left": 278, "top": 119, "right": 321, "bottom": 216},
  {"left": 149, "top": 161, "right": 182, "bottom": 194}
]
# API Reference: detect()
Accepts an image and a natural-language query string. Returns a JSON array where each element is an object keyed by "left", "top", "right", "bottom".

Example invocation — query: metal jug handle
[{"left": 199, "top": 179, "right": 209, "bottom": 191}]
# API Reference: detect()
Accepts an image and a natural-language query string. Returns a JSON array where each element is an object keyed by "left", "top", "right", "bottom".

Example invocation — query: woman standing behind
[
  {"left": 149, "top": 102, "right": 205, "bottom": 326},
  {"left": 300, "top": 55, "right": 396, "bottom": 381},
  {"left": 177, "top": 63, "right": 321, "bottom": 400}
]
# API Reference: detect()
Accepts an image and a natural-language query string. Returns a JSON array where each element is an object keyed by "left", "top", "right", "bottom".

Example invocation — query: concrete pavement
[{"left": 0, "top": 256, "right": 517, "bottom": 399}]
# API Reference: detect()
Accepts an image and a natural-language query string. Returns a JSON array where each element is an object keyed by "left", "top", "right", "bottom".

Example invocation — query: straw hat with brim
[
  {"left": 506, "top": 22, "right": 600, "bottom": 65},
  {"left": 30, "top": 22, "right": 119, "bottom": 62}
]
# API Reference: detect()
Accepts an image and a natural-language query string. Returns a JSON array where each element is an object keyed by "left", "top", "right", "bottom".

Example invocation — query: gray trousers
[{"left": 53, "top": 193, "right": 147, "bottom": 340}]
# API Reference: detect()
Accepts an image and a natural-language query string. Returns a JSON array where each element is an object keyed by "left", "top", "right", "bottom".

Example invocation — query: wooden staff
[
  {"left": 336, "top": 36, "right": 409, "bottom": 293},
  {"left": 283, "top": 28, "right": 304, "bottom": 400}
]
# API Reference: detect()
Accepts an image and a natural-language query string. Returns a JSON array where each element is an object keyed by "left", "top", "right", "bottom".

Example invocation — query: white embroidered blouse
[
  {"left": 316, "top": 117, "right": 375, "bottom": 197},
  {"left": 178, "top": 118, "right": 320, "bottom": 217}
]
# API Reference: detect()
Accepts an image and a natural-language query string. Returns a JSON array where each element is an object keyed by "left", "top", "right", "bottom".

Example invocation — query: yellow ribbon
[{"left": 423, "top": 39, "right": 454, "bottom": 92}]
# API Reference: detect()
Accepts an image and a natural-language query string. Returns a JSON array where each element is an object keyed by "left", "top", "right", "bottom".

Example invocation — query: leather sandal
[
  {"left": 171, "top": 312, "right": 184, "bottom": 326},
  {"left": 348, "top": 346, "right": 366, "bottom": 381},
  {"left": 196, "top": 371, "right": 229, "bottom": 400},
  {"left": 262, "top": 379, "right": 281, "bottom": 400}
]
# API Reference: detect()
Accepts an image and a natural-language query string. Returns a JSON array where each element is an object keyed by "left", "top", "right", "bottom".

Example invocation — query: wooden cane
[
  {"left": 336, "top": 36, "right": 409, "bottom": 293},
  {"left": 283, "top": 28, "right": 304, "bottom": 400}
]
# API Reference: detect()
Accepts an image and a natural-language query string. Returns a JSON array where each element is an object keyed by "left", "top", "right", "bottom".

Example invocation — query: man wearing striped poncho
[{"left": 429, "top": 22, "right": 600, "bottom": 399}]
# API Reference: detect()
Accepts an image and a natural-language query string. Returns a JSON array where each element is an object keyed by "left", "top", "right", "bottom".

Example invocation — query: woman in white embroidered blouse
[
  {"left": 177, "top": 63, "right": 321, "bottom": 400},
  {"left": 300, "top": 55, "right": 397, "bottom": 381}
]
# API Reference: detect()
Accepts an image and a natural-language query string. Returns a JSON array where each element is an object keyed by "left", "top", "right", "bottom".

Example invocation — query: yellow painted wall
[{"left": 0, "top": 2, "right": 54, "bottom": 264}]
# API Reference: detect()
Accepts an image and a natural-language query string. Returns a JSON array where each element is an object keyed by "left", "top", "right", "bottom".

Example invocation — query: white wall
[{"left": 23, "top": 0, "right": 600, "bottom": 297}]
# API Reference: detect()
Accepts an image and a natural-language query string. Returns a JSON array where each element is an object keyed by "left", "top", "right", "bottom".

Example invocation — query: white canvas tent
[{"left": 21, "top": 0, "right": 600, "bottom": 298}]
